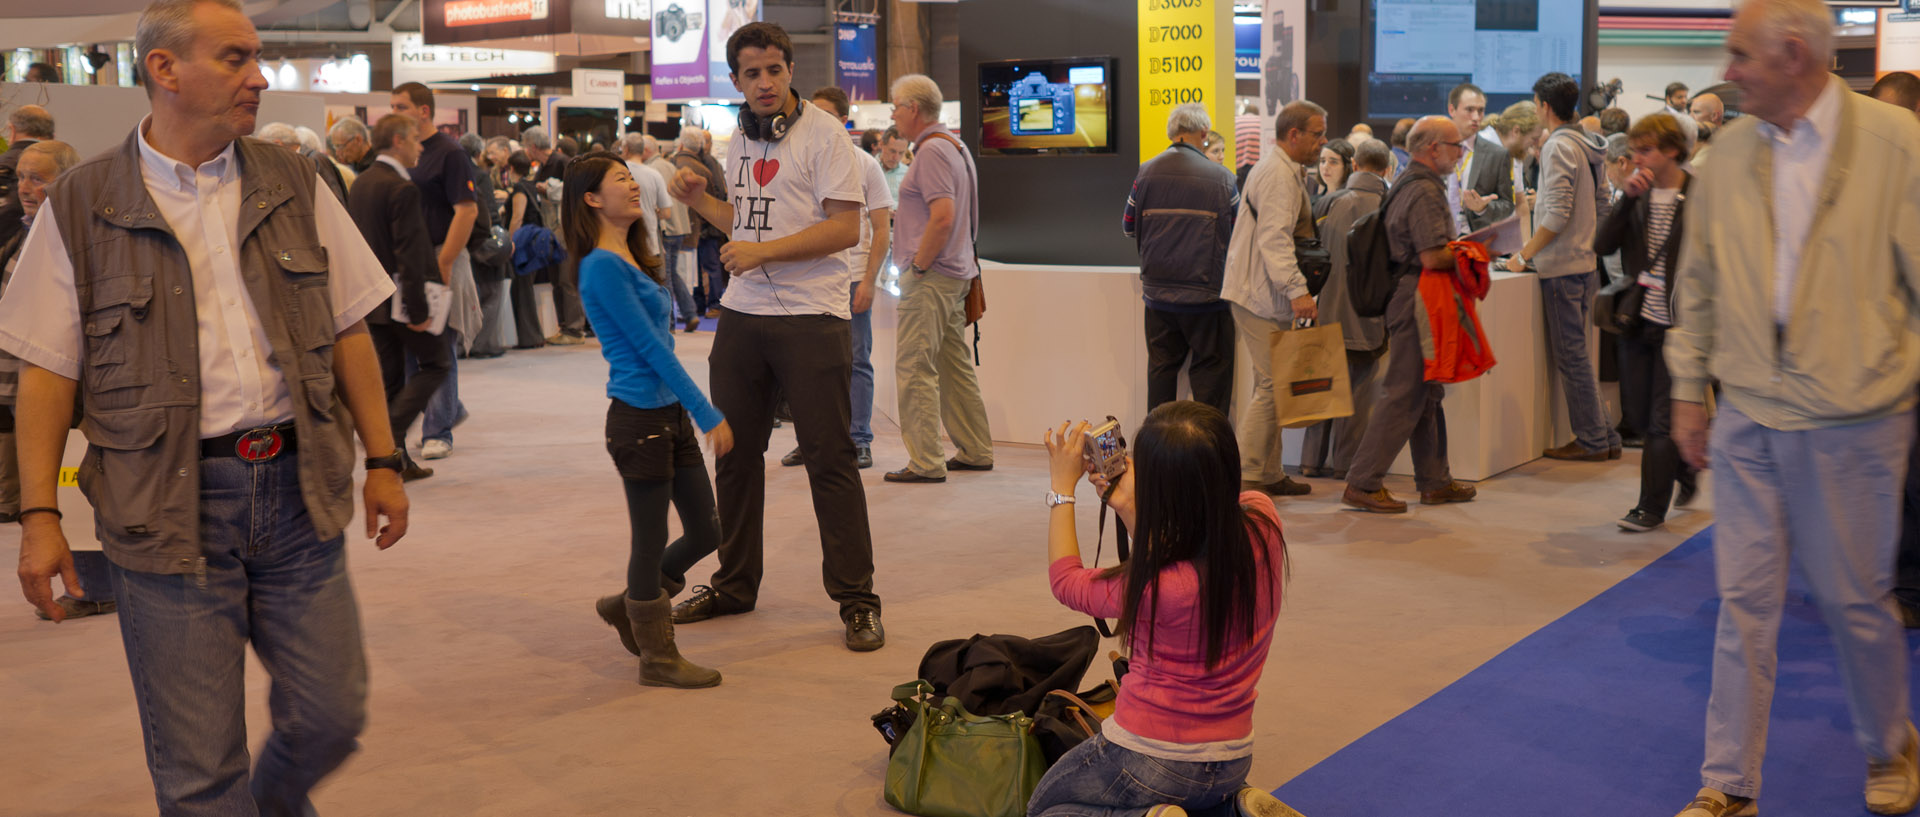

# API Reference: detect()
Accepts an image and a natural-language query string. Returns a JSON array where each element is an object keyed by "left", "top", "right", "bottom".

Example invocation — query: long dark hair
[
  {"left": 1108, "top": 401, "right": 1285, "bottom": 668},
  {"left": 561, "top": 154, "right": 663, "bottom": 283}
]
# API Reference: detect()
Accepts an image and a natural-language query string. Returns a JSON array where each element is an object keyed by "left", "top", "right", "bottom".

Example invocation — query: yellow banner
[
  {"left": 1137, "top": 0, "right": 1233, "bottom": 164},
  {"left": 59, "top": 467, "right": 77, "bottom": 487}
]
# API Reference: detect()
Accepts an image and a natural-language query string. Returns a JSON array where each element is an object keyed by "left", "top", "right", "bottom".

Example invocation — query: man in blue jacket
[{"left": 1124, "top": 102, "right": 1240, "bottom": 416}]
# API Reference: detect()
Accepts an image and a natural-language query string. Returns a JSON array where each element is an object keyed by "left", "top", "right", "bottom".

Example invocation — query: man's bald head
[
  {"left": 1689, "top": 92, "right": 1725, "bottom": 126},
  {"left": 7, "top": 105, "right": 54, "bottom": 140},
  {"left": 1726, "top": 0, "right": 1834, "bottom": 126},
  {"left": 1579, "top": 115, "right": 1602, "bottom": 135},
  {"left": 1408, "top": 115, "right": 1463, "bottom": 173}
]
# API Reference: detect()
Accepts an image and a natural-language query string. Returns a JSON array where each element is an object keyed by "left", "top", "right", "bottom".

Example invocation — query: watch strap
[{"left": 365, "top": 451, "right": 406, "bottom": 472}]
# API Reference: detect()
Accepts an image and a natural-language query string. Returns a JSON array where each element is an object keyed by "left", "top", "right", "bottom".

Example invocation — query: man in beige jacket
[{"left": 1666, "top": 0, "right": 1920, "bottom": 814}]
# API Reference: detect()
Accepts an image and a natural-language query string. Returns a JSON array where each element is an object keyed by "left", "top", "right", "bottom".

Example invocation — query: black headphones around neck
[{"left": 736, "top": 89, "right": 804, "bottom": 143}]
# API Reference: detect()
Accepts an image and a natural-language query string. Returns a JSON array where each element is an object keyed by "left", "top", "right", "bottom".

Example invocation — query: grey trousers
[
  {"left": 1345, "top": 274, "right": 1453, "bottom": 493},
  {"left": 1701, "top": 404, "right": 1914, "bottom": 798},
  {"left": 1230, "top": 304, "right": 1289, "bottom": 484},
  {"left": 1301, "top": 347, "right": 1385, "bottom": 476},
  {"left": 0, "top": 428, "right": 16, "bottom": 517}
]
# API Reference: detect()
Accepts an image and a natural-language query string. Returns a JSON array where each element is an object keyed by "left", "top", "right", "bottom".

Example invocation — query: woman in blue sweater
[{"left": 565, "top": 155, "right": 734, "bottom": 689}]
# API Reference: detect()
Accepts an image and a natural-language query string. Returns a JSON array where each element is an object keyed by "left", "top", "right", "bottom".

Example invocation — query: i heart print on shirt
[{"left": 753, "top": 159, "right": 780, "bottom": 186}]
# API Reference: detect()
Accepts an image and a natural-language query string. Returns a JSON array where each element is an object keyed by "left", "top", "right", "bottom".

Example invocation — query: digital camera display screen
[{"left": 979, "top": 57, "right": 1116, "bottom": 154}]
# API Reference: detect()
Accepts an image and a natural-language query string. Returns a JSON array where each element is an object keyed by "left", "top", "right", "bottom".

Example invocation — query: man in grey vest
[{"left": 2, "top": 1, "right": 412, "bottom": 813}]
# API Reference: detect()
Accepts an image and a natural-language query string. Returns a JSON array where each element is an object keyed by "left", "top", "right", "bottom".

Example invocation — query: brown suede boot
[
  {"left": 625, "top": 594, "right": 721, "bottom": 689},
  {"left": 595, "top": 594, "right": 641, "bottom": 657}
]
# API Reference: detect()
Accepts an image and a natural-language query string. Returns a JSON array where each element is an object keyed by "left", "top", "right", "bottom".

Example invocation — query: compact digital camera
[
  {"left": 1083, "top": 418, "right": 1128, "bottom": 482},
  {"left": 1008, "top": 72, "right": 1077, "bottom": 136}
]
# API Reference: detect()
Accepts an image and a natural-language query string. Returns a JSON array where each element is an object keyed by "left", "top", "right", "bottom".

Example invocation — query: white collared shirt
[
  {"left": 375, "top": 154, "right": 409, "bottom": 176},
  {"left": 0, "top": 120, "right": 394, "bottom": 437},
  {"left": 1757, "top": 78, "right": 1841, "bottom": 326},
  {"left": 1448, "top": 137, "right": 1477, "bottom": 235}
]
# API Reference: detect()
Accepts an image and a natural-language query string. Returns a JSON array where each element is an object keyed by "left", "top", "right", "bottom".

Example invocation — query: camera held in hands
[{"left": 1083, "top": 417, "right": 1128, "bottom": 483}]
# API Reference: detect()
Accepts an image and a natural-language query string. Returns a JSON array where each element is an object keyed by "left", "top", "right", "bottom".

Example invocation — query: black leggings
[{"left": 623, "top": 466, "right": 721, "bottom": 602}]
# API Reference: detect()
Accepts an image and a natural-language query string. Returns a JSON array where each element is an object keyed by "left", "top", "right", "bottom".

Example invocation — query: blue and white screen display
[{"left": 1368, "top": 0, "right": 1586, "bottom": 119}]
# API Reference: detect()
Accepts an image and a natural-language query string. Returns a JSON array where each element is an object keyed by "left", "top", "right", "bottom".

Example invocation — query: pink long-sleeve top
[{"left": 1049, "top": 491, "right": 1285, "bottom": 746}]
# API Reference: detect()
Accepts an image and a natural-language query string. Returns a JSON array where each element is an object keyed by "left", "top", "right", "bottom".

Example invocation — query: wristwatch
[
  {"left": 1046, "top": 491, "right": 1076, "bottom": 508},
  {"left": 906, "top": 263, "right": 928, "bottom": 277},
  {"left": 365, "top": 451, "right": 406, "bottom": 473}
]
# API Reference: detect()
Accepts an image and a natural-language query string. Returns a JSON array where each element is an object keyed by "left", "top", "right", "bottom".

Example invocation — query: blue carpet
[{"left": 1274, "top": 527, "right": 1920, "bottom": 816}]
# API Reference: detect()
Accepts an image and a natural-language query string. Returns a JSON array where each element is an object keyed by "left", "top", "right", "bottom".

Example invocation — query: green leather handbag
[{"left": 882, "top": 680, "right": 1048, "bottom": 817}]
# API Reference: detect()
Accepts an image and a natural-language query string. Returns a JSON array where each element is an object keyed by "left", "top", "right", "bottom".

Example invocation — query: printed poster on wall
[
  {"left": 835, "top": 23, "right": 880, "bottom": 101},
  {"left": 706, "top": 0, "right": 760, "bottom": 101},
  {"left": 651, "top": 0, "right": 708, "bottom": 98},
  {"left": 1882, "top": 7, "right": 1920, "bottom": 76},
  {"left": 1136, "top": 0, "right": 1233, "bottom": 164},
  {"left": 1234, "top": 14, "right": 1259, "bottom": 79},
  {"left": 1258, "top": 0, "right": 1307, "bottom": 150}
]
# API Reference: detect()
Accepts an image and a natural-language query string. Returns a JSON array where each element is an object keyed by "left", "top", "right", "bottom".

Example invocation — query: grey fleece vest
[{"left": 47, "top": 130, "right": 354, "bottom": 575}]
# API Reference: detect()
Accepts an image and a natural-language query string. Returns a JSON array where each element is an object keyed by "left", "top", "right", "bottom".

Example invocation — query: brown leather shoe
[
  {"left": 1608, "top": 445, "right": 1624, "bottom": 460},
  {"left": 1342, "top": 485, "right": 1407, "bottom": 514},
  {"left": 1243, "top": 477, "right": 1311, "bottom": 496},
  {"left": 1543, "top": 442, "right": 1609, "bottom": 461},
  {"left": 1420, "top": 482, "right": 1478, "bottom": 505}
]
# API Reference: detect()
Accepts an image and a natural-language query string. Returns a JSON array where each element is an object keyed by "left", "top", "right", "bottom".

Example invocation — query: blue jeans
[
  {"left": 72, "top": 549, "right": 115, "bottom": 602},
  {"left": 662, "top": 232, "right": 696, "bottom": 322},
  {"left": 698, "top": 236, "right": 726, "bottom": 307},
  {"left": 109, "top": 454, "right": 367, "bottom": 816},
  {"left": 850, "top": 281, "right": 874, "bottom": 446},
  {"left": 1539, "top": 272, "right": 1620, "bottom": 452},
  {"left": 413, "top": 330, "right": 463, "bottom": 444},
  {"left": 1027, "top": 735, "right": 1251, "bottom": 817}
]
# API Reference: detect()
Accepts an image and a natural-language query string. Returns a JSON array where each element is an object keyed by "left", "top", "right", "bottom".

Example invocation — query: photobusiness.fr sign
[
  {"left": 834, "top": 23, "right": 878, "bottom": 101},
  {"left": 443, "top": 0, "right": 551, "bottom": 26}
]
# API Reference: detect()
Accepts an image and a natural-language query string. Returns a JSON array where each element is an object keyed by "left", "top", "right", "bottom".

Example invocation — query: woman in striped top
[{"left": 1594, "top": 113, "right": 1697, "bottom": 533}]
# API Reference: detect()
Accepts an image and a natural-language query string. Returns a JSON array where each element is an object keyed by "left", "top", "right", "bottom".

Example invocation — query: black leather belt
[{"left": 201, "top": 423, "right": 298, "bottom": 461}]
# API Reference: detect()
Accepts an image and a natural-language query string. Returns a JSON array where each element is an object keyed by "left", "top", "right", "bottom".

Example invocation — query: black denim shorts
[{"left": 605, "top": 399, "right": 704, "bottom": 481}]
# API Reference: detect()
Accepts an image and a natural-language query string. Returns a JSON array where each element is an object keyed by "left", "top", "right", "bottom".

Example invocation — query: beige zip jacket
[{"left": 1666, "top": 77, "right": 1920, "bottom": 431}]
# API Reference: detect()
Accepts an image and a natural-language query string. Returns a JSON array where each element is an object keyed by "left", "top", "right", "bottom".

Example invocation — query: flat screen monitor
[
  {"left": 1364, "top": 0, "right": 1596, "bottom": 121},
  {"left": 978, "top": 57, "right": 1117, "bottom": 155},
  {"left": 558, "top": 106, "right": 619, "bottom": 153}
]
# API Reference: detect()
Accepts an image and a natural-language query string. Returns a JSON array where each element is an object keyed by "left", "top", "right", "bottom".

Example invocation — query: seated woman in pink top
[{"left": 1033, "top": 401, "right": 1295, "bottom": 817}]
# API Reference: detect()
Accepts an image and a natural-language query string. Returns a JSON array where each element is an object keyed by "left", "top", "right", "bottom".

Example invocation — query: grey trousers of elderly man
[
  {"left": 1699, "top": 404, "right": 1915, "bottom": 798},
  {"left": 896, "top": 269, "right": 992, "bottom": 479},
  {"left": 1345, "top": 274, "right": 1454, "bottom": 493}
]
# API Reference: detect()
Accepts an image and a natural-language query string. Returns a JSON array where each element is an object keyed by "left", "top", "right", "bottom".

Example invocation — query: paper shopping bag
[{"left": 1269, "top": 322, "right": 1354, "bottom": 428}]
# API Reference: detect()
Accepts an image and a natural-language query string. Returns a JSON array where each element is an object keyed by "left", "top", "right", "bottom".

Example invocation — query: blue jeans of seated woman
[{"left": 1028, "top": 734, "right": 1252, "bottom": 817}]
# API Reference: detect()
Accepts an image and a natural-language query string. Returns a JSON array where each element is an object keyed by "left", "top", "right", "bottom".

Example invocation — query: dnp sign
[{"left": 834, "top": 23, "right": 878, "bottom": 101}]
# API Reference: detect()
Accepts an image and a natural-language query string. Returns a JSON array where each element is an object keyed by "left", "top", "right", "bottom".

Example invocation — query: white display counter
[{"left": 870, "top": 262, "right": 1579, "bottom": 483}]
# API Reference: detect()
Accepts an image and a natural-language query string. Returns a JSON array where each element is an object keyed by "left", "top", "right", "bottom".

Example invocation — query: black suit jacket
[
  {"left": 1593, "top": 173, "right": 1692, "bottom": 319},
  {"left": 347, "top": 161, "right": 436, "bottom": 324},
  {"left": 1463, "top": 135, "right": 1515, "bottom": 232}
]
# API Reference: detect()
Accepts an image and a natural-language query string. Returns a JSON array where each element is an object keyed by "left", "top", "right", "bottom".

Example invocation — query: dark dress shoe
[
  {"left": 844, "top": 609, "right": 885, "bottom": 652},
  {"left": 1543, "top": 442, "right": 1609, "bottom": 461},
  {"left": 1244, "top": 477, "right": 1310, "bottom": 496},
  {"left": 684, "top": 316, "right": 700, "bottom": 332},
  {"left": 781, "top": 447, "right": 804, "bottom": 467},
  {"left": 1342, "top": 485, "right": 1408, "bottom": 514},
  {"left": 33, "top": 595, "right": 116, "bottom": 621},
  {"left": 1419, "top": 482, "right": 1478, "bottom": 505},
  {"left": 670, "top": 585, "right": 749, "bottom": 624},
  {"left": 1299, "top": 465, "right": 1334, "bottom": 478},
  {"left": 946, "top": 458, "right": 993, "bottom": 471},
  {"left": 856, "top": 446, "right": 873, "bottom": 469},
  {"left": 884, "top": 468, "right": 945, "bottom": 484},
  {"left": 401, "top": 461, "right": 434, "bottom": 482},
  {"left": 1618, "top": 508, "right": 1664, "bottom": 532},
  {"left": 1607, "top": 445, "right": 1623, "bottom": 460},
  {"left": 1675, "top": 480, "right": 1699, "bottom": 509}
]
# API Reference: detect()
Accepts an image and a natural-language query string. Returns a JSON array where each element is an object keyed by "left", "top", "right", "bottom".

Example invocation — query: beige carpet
[{"left": 0, "top": 333, "right": 1710, "bottom": 815}]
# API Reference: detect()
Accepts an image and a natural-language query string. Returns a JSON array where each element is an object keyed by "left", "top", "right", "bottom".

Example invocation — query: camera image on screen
[
  {"left": 1008, "top": 73, "right": 1077, "bottom": 136},
  {"left": 1083, "top": 418, "right": 1129, "bottom": 483}
]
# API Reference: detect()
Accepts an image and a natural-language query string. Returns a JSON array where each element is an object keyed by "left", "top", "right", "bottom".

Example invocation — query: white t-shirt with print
[
  {"left": 716, "top": 104, "right": 866, "bottom": 319},
  {"left": 627, "top": 159, "right": 670, "bottom": 256},
  {"left": 847, "top": 149, "right": 896, "bottom": 288}
]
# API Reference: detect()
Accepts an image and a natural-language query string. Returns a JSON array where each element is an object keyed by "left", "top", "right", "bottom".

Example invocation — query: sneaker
[
  {"left": 1675, "top": 787, "right": 1757, "bottom": 817},
  {"left": 1868, "top": 721, "right": 1920, "bottom": 814},
  {"left": 670, "top": 585, "right": 749, "bottom": 624},
  {"left": 33, "top": 595, "right": 117, "bottom": 621},
  {"left": 546, "top": 332, "right": 587, "bottom": 346},
  {"left": 421, "top": 439, "right": 452, "bottom": 460},
  {"left": 781, "top": 447, "right": 804, "bottom": 467},
  {"left": 844, "top": 609, "right": 885, "bottom": 651},
  {"left": 1619, "top": 508, "right": 1665, "bottom": 532},
  {"left": 855, "top": 446, "right": 873, "bottom": 469},
  {"left": 1233, "top": 787, "right": 1307, "bottom": 817}
]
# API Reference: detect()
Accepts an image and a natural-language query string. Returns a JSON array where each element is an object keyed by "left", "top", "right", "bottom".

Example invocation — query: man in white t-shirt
[
  {"left": 776, "top": 86, "right": 893, "bottom": 472},
  {"left": 620, "top": 133, "right": 672, "bottom": 259},
  {"left": 665, "top": 21, "right": 884, "bottom": 652},
  {"left": 643, "top": 134, "right": 699, "bottom": 328}
]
